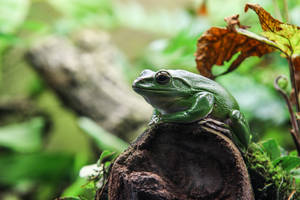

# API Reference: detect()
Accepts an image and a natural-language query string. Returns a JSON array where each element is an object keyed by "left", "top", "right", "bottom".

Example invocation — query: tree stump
[{"left": 97, "top": 119, "right": 254, "bottom": 200}]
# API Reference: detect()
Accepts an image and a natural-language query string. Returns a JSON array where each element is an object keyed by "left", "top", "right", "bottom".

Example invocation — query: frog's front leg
[
  {"left": 161, "top": 92, "right": 214, "bottom": 123},
  {"left": 229, "top": 110, "right": 251, "bottom": 149}
]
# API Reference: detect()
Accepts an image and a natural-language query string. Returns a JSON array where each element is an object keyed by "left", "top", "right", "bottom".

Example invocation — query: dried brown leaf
[
  {"left": 244, "top": 3, "right": 284, "bottom": 32},
  {"left": 245, "top": 3, "right": 300, "bottom": 96},
  {"left": 195, "top": 26, "right": 274, "bottom": 78},
  {"left": 224, "top": 14, "right": 250, "bottom": 31}
]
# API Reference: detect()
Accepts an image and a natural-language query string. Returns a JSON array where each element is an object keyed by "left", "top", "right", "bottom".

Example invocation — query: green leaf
[
  {"left": 98, "top": 150, "right": 116, "bottom": 166},
  {"left": 61, "top": 178, "right": 95, "bottom": 199},
  {"left": 261, "top": 24, "right": 300, "bottom": 56},
  {"left": 276, "top": 76, "right": 289, "bottom": 91},
  {"left": 62, "top": 178, "right": 87, "bottom": 195},
  {"left": 0, "top": 117, "right": 45, "bottom": 152},
  {"left": 81, "top": 180, "right": 96, "bottom": 189},
  {"left": 273, "top": 156, "right": 300, "bottom": 172},
  {"left": 78, "top": 117, "right": 128, "bottom": 153},
  {"left": 261, "top": 139, "right": 281, "bottom": 161}
]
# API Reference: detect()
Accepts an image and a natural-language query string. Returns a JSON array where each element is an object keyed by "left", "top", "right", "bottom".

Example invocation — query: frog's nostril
[
  {"left": 140, "top": 69, "right": 153, "bottom": 76},
  {"left": 132, "top": 79, "right": 139, "bottom": 86},
  {"left": 133, "top": 78, "right": 144, "bottom": 87}
]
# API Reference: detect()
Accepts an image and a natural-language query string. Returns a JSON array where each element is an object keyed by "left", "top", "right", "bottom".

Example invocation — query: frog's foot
[
  {"left": 230, "top": 110, "right": 249, "bottom": 129},
  {"left": 229, "top": 110, "right": 251, "bottom": 149},
  {"left": 231, "top": 110, "right": 242, "bottom": 121},
  {"left": 148, "top": 115, "right": 161, "bottom": 126}
]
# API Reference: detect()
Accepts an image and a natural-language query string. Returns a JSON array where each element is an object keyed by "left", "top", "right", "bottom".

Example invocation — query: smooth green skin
[{"left": 132, "top": 69, "right": 251, "bottom": 149}]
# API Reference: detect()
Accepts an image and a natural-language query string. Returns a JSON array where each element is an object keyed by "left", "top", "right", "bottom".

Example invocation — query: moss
[{"left": 244, "top": 143, "right": 299, "bottom": 200}]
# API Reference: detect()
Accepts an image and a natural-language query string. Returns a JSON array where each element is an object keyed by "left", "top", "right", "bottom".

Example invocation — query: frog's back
[{"left": 170, "top": 70, "right": 239, "bottom": 116}]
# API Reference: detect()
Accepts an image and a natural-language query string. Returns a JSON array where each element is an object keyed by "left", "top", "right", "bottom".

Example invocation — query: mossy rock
[{"left": 245, "top": 143, "right": 299, "bottom": 200}]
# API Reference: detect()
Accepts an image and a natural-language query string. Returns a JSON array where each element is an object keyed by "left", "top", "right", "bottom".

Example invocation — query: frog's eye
[{"left": 155, "top": 71, "right": 171, "bottom": 85}]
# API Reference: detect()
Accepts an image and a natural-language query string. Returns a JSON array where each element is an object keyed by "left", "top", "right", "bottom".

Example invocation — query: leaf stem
[{"left": 274, "top": 75, "right": 300, "bottom": 155}]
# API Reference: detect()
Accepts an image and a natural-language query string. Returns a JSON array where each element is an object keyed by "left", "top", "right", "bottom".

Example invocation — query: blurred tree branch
[{"left": 26, "top": 30, "right": 152, "bottom": 140}]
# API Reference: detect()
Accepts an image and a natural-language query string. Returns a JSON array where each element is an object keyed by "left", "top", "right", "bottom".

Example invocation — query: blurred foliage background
[{"left": 1, "top": 0, "right": 300, "bottom": 199}]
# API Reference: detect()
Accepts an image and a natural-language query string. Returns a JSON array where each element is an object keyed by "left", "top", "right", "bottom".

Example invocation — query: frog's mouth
[{"left": 132, "top": 86, "right": 174, "bottom": 94}]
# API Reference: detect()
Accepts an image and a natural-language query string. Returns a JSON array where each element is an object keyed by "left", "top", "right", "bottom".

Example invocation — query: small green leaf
[
  {"left": 78, "top": 117, "right": 128, "bottom": 153},
  {"left": 261, "top": 139, "right": 281, "bottom": 161},
  {"left": 276, "top": 76, "right": 288, "bottom": 91},
  {"left": 273, "top": 156, "right": 300, "bottom": 172},
  {"left": 0, "top": 117, "right": 45, "bottom": 152},
  {"left": 81, "top": 180, "right": 96, "bottom": 189},
  {"left": 61, "top": 177, "right": 95, "bottom": 199},
  {"left": 98, "top": 150, "right": 116, "bottom": 166}
]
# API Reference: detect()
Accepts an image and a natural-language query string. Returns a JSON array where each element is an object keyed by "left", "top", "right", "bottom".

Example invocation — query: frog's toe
[
  {"left": 148, "top": 119, "right": 157, "bottom": 126},
  {"left": 149, "top": 116, "right": 161, "bottom": 126},
  {"left": 231, "top": 110, "right": 242, "bottom": 120},
  {"left": 148, "top": 120, "right": 155, "bottom": 126}
]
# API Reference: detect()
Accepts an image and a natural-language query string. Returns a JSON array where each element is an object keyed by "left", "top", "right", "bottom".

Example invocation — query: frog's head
[
  {"left": 132, "top": 69, "right": 194, "bottom": 95},
  {"left": 132, "top": 69, "right": 197, "bottom": 110}
]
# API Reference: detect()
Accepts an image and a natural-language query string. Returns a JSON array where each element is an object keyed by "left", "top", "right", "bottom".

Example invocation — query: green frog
[{"left": 132, "top": 69, "right": 251, "bottom": 149}]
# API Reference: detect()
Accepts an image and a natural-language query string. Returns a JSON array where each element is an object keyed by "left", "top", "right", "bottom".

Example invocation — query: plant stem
[
  {"left": 274, "top": 75, "right": 300, "bottom": 155},
  {"left": 288, "top": 57, "right": 300, "bottom": 113},
  {"left": 290, "top": 129, "right": 300, "bottom": 156},
  {"left": 288, "top": 190, "right": 296, "bottom": 200}
]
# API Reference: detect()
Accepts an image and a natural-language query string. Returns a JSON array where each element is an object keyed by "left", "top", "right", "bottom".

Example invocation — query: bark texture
[
  {"left": 26, "top": 30, "right": 152, "bottom": 138},
  {"left": 98, "top": 119, "right": 254, "bottom": 200}
]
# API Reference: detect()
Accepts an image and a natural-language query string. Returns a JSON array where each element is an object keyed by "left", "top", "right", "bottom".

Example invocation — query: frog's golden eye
[{"left": 155, "top": 71, "right": 171, "bottom": 85}]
